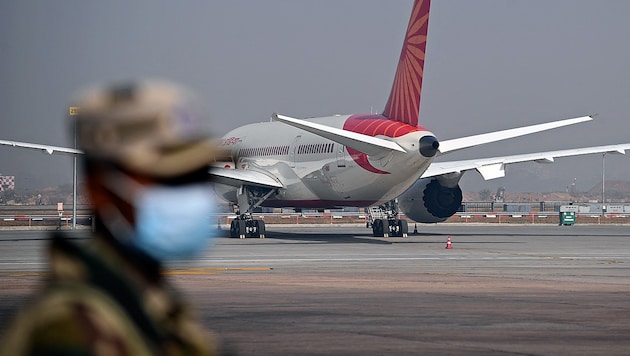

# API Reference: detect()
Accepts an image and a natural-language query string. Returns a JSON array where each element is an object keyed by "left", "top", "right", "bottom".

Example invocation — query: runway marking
[
  {"left": 163, "top": 267, "right": 273, "bottom": 275},
  {"left": 1, "top": 267, "right": 273, "bottom": 278},
  {"left": 2, "top": 272, "right": 47, "bottom": 277},
  {"left": 202, "top": 256, "right": 630, "bottom": 263}
]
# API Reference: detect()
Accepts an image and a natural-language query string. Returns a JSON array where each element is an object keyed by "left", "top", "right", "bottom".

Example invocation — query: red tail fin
[{"left": 382, "top": 0, "right": 431, "bottom": 127}]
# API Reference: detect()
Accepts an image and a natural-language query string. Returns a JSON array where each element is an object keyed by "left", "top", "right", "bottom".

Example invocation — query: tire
[
  {"left": 372, "top": 219, "right": 383, "bottom": 237},
  {"left": 230, "top": 220, "right": 239, "bottom": 238},
  {"left": 256, "top": 220, "right": 266, "bottom": 238},
  {"left": 397, "top": 219, "right": 408, "bottom": 237},
  {"left": 238, "top": 220, "right": 248, "bottom": 239}
]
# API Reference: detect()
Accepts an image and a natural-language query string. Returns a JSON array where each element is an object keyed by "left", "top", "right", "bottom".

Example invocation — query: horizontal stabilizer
[
  {"left": 423, "top": 143, "right": 630, "bottom": 181},
  {"left": 438, "top": 116, "right": 593, "bottom": 154},
  {"left": 273, "top": 114, "right": 405, "bottom": 156}
]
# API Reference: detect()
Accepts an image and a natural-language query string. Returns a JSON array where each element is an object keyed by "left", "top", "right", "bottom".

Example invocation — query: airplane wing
[
  {"left": 0, "top": 140, "right": 83, "bottom": 156},
  {"left": 0, "top": 138, "right": 285, "bottom": 189},
  {"left": 1, "top": 115, "right": 591, "bottom": 159},
  {"left": 273, "top": 114, "right": 405, "bottom": 155},
  {"left": 0, "top": 138, "right": 284, "bottom": 189},
  {"left": 209, "top": 167, "right": 284, "bottom": 188},
  {"left": 437, "top": 116, "right": 593, "bottom": 154},
  {"left": 423, "top": 143, "right": 630, "bottom": 180}
]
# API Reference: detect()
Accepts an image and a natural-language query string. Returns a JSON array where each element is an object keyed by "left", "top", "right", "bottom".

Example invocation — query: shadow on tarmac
[{"left": 217, "top": 229, "right": 528, "bottom": 246}]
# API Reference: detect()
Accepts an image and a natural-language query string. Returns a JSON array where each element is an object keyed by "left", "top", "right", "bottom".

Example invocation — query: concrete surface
[{"left": 1, "top": 225, "right": 630, "bottom": 355}]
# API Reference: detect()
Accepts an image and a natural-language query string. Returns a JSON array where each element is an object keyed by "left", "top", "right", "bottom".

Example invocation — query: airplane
[
  {"left": 2, "top": 0, "right": 630, "bottom": 239},
  {"left": 209, "top": 0, "right": 630, "bottom": 238}
]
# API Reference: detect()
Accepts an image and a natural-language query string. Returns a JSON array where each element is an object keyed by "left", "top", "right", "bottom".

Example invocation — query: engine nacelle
[{"left": 398, "top": 178, "right": 463, "bottom": 223}]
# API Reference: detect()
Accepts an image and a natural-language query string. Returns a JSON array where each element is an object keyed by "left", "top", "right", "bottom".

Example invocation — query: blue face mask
[
  {"left": 101, "top": 171, "right": 217, "bottom": 261},
  {"left": 133, "top": 184, "right": 216, "bottom": 261}
]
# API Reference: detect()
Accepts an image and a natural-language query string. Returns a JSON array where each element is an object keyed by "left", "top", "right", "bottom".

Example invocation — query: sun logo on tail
[{"left": 382, "top": 0, "right": 431, "bottom": 128}]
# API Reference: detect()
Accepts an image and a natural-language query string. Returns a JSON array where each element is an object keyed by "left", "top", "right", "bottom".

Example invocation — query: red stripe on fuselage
[
  {"left": 343, "top": 114, "right": 424, "bottom": 137},
  {"left": 342, "top": 114, "right": 423, "bottom": 174}
]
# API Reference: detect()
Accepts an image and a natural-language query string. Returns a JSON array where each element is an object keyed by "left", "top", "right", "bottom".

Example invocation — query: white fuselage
[{"left": 214, "top": 115, "right": 436, "bottom": 209}]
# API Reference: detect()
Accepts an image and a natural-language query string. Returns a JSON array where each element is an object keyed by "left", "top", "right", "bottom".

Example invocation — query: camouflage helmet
[{"left": 73, "top": 80, "right": 216, "bottom": 178}]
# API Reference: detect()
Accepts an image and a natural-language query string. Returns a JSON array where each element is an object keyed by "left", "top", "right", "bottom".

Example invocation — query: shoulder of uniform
[{"left": 0, "top": 282, "right": 150, "bottom": 355}]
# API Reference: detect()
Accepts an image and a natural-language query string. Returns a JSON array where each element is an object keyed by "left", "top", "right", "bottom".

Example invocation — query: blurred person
[{"left": 0, "top": 81, "right": 224, "bottom": 355}]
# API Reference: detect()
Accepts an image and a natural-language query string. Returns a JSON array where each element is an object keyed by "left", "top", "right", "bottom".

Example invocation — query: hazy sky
[{"left": 2, "top": 1, "right": 630, "bottom": 194}]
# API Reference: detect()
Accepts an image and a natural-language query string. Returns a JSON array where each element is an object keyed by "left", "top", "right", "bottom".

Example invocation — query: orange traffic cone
[{"left": 445, "top": 235, "right": 453, "bottom": 249}]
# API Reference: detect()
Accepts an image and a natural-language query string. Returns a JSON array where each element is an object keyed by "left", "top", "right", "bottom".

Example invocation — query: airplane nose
[{"left": 419, "top": 135, "right": 439, "bottom": 157}]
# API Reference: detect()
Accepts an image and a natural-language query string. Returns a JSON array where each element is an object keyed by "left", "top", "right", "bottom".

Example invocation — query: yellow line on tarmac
[
  {"left": 2, "top": 272, "right": 48, "bottom": 277},
  {"left": 2, "top": 267, "right": 272, "bottom": 277},
  {"left": 163, "top": 267, "right": 273, "bottom": 275}
]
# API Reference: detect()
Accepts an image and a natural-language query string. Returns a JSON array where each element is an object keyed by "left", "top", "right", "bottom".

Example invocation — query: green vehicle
[{"left": 559, "top": 205, "right": 578, "bottom": 226}]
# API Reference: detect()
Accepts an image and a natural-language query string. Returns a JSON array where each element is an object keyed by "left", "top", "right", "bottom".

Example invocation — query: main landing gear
[
  {"left": 366, "top": 200, "right": 409, "bottom": 238},
  {"left": 230, "top": 215, "right": 266, "bottom": 239},
  {"left": 229, "top": 185, "right": 274, "bottom": 239},
  {"left": 371, "top": 218, "right": 408, "bottom": 238}
]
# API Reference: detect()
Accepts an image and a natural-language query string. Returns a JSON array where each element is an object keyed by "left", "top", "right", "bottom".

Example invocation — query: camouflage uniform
[
  {"left": 0, "top": 231, "right": 219, "bottom": 355},
  {"left": 1, "top": 80, "right": 224, "bottom": 355}
]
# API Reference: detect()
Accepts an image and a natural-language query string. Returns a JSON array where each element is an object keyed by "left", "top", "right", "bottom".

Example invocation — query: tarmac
[{"left": 1, "top": 224, "right": 630, "bottom": 355}]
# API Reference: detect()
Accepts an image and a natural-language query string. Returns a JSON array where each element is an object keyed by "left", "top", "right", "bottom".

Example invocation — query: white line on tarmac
[{"left": 200, "top": 256, "right": 630, "bottom": 263}]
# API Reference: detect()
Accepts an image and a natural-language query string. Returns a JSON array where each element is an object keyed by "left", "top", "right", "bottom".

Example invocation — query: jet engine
[{"left": 398, "top": 178, "right": 462, "bottom": 223}]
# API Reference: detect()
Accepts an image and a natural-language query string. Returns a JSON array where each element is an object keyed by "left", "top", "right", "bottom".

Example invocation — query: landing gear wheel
[
  {"left": 255, "top": 220, "right": 266, "bottom": 239},
  {"left": 238, "top": 220, "right": 247, "bottom": 239},
  {"left": 397, "top": 219, "right": 409, "bottom": 238},
  {"left": 230, "top": 219, "right": 239, "bottom": 238},
  {"left": 372, "top": 219, "right": 383, "bottom": 237},
  {"left": 382, "top": 219, "right": 390, "bottom": 238},
  {"left": 229, "top": 219, "right": 247, "bottom": 239}
]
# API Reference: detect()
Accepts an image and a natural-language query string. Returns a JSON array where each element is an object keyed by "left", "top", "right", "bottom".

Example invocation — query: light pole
[
  {"left": 602, "top": 153, "right": 606, "bottom": 215},
  {"left": 69, "top": 106, "right": 79, "bottom": 229}
]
